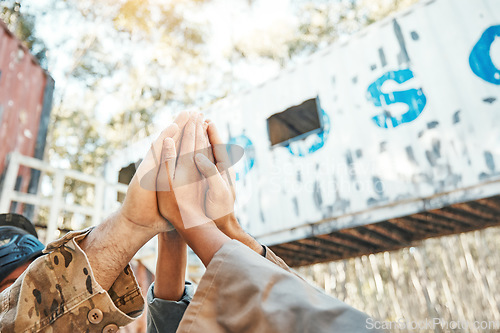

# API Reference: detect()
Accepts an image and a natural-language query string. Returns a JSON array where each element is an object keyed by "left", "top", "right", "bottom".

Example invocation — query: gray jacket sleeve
[{"left": 147, "top": 281, "right": 195, "bottom": 333}]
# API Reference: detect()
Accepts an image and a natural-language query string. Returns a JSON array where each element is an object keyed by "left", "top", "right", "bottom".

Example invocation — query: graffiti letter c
[{"left": 469, "top": 25, "right": 500, "bottom": 85}]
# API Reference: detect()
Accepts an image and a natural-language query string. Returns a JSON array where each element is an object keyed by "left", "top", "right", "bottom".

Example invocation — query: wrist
[
  {"left": 118, "top": 209, "right": 159, "bottom": 241},
  {"left": 79, "top": 211, "right": 155, "bottom": 290},
  {"left": 155, "top": 231, "right": 187, "bottom": 301},
  {"left": 179, "top": 222, "right": 231, "bottom": 267},
  {"left": 217, "top": 214, "right": 243, "bottom": 238},
  {"left": 158, "top": 230, "right": 187, "bottom": 255},
  {"left": 216, "top": 215, "right": 263, "bottom": 255}
]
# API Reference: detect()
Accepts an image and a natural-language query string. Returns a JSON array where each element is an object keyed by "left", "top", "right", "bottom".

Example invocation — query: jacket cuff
[
  {"left": 39, "top": 227, "right": 144, "bottom": 328},
  {"left": 147, "top": 282, "right": 194, "bottom": 333},
  {"left": 148, "top": 281, "right": 194, "bottom": 305}
]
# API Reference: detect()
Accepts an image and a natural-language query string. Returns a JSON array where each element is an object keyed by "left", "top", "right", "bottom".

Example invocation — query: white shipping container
[{"left": 107, "top": 0, "right": 500, "bottom": 252}]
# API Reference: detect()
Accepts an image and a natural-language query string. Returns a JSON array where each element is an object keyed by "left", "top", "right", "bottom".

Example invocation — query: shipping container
[
  {"left": 0, "top": 19, "right": 54, "bottom": 209},
  {"left": 108, "top": 0, "right": 500, "bottom": 265}
]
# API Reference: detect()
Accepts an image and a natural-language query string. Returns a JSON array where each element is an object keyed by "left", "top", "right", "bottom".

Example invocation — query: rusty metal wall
[
  {"left": 108, "top": 0, "right": 500, "bottom": 247},
  {"left": 0, "top": 20, "right": 54, "bottom": 204}
]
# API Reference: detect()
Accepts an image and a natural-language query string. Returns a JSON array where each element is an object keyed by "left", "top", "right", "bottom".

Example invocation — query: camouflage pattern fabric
[{"left": 0, "top": 228, "right": 144, "bottom": 332}]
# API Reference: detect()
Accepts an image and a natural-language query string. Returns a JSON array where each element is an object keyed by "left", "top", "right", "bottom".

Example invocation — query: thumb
[
  {"left": 157, "top": 137, "right": 176, "bottom": 191},
  {"left": 195, "top": 153, "right": 225, "bottom": 192},
  {"left": 137, "top": 123, "right": 179, "bottom": 191}
]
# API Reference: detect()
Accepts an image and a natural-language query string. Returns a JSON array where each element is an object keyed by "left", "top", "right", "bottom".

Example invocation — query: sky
[
  {"left": 16, "top": 0, "right": 303, "bottom": 130},
  {"left": 24, "top": 0, "right": 295, "bottom": 90}
]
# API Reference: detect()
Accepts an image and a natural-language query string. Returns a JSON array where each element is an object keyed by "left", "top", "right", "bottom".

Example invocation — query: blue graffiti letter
[
  {"left": 470, "top": 25, "right": 500, "bottom": 85},
  {"left": 367, "top": 69, "right": 427, "bottom": 129},
  {"left": 228, "top": 134, "right": 255, "bottom": 180}
]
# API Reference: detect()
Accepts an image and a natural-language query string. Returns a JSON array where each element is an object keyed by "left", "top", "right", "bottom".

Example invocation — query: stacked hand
[
  {"left": 156, "top": 113, "right": 212, "bottom": 230},
  {"left": 119, "top": 111, "right": 189, "bottom": 234},
  {"left": 80, "top": 111, "right": 259, "bottom": 294},
  {"left": 156, "top": 113, "right": 238, "bottom": 231}
]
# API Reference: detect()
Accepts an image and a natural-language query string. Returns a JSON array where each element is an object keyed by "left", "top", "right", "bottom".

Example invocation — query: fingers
[
  {"left": 195, "top": 153, "right": 226, "bottom": 193},
  {"left": 179, "top": 113, "right": 197, "bottom": 157},
  {"left": 207, "top": 121, "right": 231, "bottom": 165},
  {"left": 157, "top": 138, "right": 176, "bottom": 191},
  {"left": 151, "top": 123, "right": 180, "bottom": 166},
  {"left": 217, "top": 162, "right": 236, "bottom": 199},
  {"left": 195, "top": 113, "right": 209, "bottom": 159},
  {"left": 174, "top": 111, "right": 190, "bottom": 129},
  {"left": 137, "top": 122, "right": 179, "bottom": 191},
  {"left": 204, "top": 120, "right": 215, "bottom": 163},
  {"left": 173, "top": 111, "right": 190, "bottom": 156},
  {"left": 206, "top": 121, "right": 223, "bottom": 144}
]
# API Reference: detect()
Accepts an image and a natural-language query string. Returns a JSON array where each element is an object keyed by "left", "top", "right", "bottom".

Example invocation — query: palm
[{"left": 120, "top": 112, "right": 189, "bottom": 233}]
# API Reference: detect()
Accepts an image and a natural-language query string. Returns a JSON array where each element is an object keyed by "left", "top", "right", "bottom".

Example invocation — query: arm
[
  {"left": 214, "top": 215, "right": 264, "bottom": 255},
  {"left": 200, "top": 121, "right": 264, "bottom": 255},
  {"left": 147, "top": 230, "right": 190, "bottom": 333},
  {"left": 176, "top": 241, "right": 384, "bottom": 333},
  {"left": 79, "top": 112, "right": 189, "bottom": 290},
  {"left": 0, "top": 228, "right": 146, "bottom": 333},
  {"left": 78, "top": 212, "right": 157, "bottom": 290},
  {"left": 202, "top": 121, "right": 294, "bottom": 271},
  {"left": 153, "top": 231, "right": 187, "bottom": 301},
  {"left": 157, "top": 113, "right": 230, "bottom": 268}
]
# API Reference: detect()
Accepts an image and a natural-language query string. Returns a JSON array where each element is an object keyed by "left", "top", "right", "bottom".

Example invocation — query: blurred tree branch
[
  {"left": 0, "top": 0, "right": 48, "bottom": 67},
  {"left": 231, "top": 0, "right": 420, "bottom": 68}
]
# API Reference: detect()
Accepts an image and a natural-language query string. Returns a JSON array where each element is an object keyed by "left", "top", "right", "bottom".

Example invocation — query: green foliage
[
  {"left": 7, "top": 0, "right": 420, "bottom": 215},
  {"left": 0, "top": 0, "right": 47, "bottom": 67},
  {"left": 232, "top": 0, "right": 420, "bottom": 67},
  {"left": 37, "top": 0, "right": 218, "bottom": 213},
  {"left": 46, "top": 0, "right": 212, "bottom": 168}
]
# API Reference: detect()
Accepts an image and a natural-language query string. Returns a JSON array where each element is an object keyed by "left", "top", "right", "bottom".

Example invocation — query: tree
[
  {"left": 231, "top": 0, "right": 420, "bottom": 68},
  {"left": 46, "top": 0, "right": 216, "bottom": 178},
  {"left": 13, "top": 0, "right": 219, "bottom": 230},
  {"left": 0, "top": 0, "right": 47, "bottom": 67}
]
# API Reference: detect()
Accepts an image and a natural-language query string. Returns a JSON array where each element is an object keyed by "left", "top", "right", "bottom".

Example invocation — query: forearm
[
  {"left": 79, "top": 211, "right": 156, "bottom": 290},
  {"left": 154, "top": 231, "right": 187, "bottom": 301},
  {"left": 177, "top": 222, "right": 231, "bottom": 267},
  {"left": 218, "top": 215, "right": 264, "bottom": 255}
]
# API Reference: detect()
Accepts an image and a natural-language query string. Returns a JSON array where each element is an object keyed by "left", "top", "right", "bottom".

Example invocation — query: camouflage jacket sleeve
[{"left": 0, "top": 228, "right": 145, "bottom": 333}]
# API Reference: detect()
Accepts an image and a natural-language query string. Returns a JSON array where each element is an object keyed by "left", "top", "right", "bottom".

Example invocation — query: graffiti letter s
[
  {"left": 470, "top": 25, "right": 500, "bottom": 85},
  {"left": 367, "top": 69, "right": 427, "bottom": 129}
]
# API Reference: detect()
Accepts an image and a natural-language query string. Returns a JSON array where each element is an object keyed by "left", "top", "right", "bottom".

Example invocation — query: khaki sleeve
[
  {"left": 0, "top": 228, "right": 144, "bottom": 333},
  {"left": 177, "top": 240, "right": 383, "bottom": 333}
]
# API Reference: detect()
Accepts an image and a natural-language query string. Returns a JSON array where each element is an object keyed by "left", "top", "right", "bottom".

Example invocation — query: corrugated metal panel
[
  {"left": 203, "top": 0, "right": 500, "bottom": 242},
  {"left": 108, "top": 0, "right": 500, "bottom": 264},
  {"left": 269, "top": 194, "right": 500, "bottom": 266},
  {"left": 0, "top": 20, "right": 53, "bottom": 204}
]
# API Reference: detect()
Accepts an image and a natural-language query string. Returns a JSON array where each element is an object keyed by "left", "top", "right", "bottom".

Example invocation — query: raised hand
[
  {"left": 156, "top": 113, "right": 231, "bottom": 267},
  {"left": 196, "top": 121, "right": 264, "bottom": 255},
  {"left": 157, "top": 113, "right": 211, "bottom": 230},
  {"left": 194, "top": 121, "right": 236, "bottom": 224},
  {"left": 119, "top": 111, "right": 189, "bottom": 234}
]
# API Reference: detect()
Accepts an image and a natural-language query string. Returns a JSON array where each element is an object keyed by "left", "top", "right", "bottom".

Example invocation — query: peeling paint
[
  {"left": 108, "top": 0, "right": 500, "bottom": 245},
  {"left": 427, "top": 121, "right": 439, "bottom": 129},
  {"left": 313, "top": 181, "right": 323, "bottom": 209}
]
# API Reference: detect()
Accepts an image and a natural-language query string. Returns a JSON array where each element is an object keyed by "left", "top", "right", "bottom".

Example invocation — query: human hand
[
  {"left": 197, "top": 121, "right": 264, "bottom": 255},
  {"left": 119, "top": 111, "right": 189, "bottom": 235},
  {"left": 157, "top": 113, "right": 231, "bottom": 267},
  {"left": 154, "top": 229, "right": 187, "bottom": 301},
  {"left": 194, "top": 121, "right": 236, "bottom": 229},
  {"left": 157, "top": 113, "right": 212, "bottom": 230}
]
